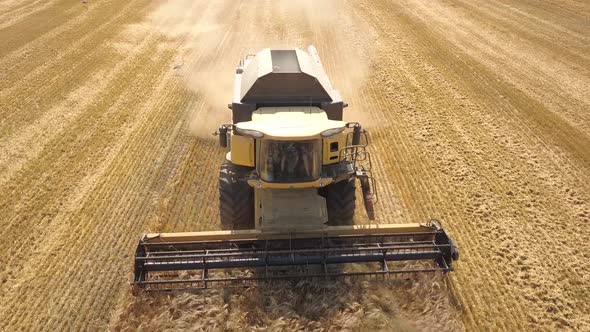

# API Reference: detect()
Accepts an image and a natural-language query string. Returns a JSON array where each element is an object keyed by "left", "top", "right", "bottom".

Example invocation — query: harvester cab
[
  {"left": 217, "top": 46, "right": 376, "bottom": 231},
  {"left": 131, "top": 46, "right": 459, "bottom": 292}
]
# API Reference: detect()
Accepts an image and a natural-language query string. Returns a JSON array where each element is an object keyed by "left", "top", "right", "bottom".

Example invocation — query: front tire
[
  {"left": 219, "top": 162, "right": 254, "bottom": 230},
  {"left": 322, "top": 177, "right": 356, "bottom": 226}
]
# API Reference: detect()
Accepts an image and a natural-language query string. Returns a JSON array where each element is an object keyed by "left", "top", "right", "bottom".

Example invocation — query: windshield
[{"left": 259, "top": 140, "right": 321, "bottom": 183}]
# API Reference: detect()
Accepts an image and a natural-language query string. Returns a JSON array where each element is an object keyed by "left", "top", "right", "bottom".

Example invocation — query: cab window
[{"left": 259, "top": 140, "right": 321, "bottom": 183}]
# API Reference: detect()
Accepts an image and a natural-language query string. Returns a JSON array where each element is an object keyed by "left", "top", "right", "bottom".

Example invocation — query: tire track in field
[
  {"left": 499, "top": 0, "right": 590, "bottom": 37},
  {"left": 396, "top": 1, "right": 590, "bottom": 191},
  {"left": 404, "top": 0, "right": 590, "bottom": 135},
  {"left": 0, "top": 0, "right": 143, "bottom": 93},
  {"left": 44, "top": 10, "right": 239, "bottom": 322},
  {"left": 47, "top": 48, "right": 186, "bottom": 331},
  {"left": 0, "top": 23, "right": 153, "bottom": 187},
  {"left": 0, "top": 0, "right": 38, "bottom": 14},
  {"left": 360, "top": 4, "right": 529, "bottom": 328},
  {"left": 448, "top": 0, "right": 590, "bottom": 134},
  {"left": 363, "top": 1, "right": 589, "bottom": 330},
  {"left": 398, "top": 2, "right": 588, "bottom": 328},
  {"left": 0, "top": 0, "right": 151, "bottom": 137},
  {"left": 402, "top": 0, "right": 590, "bottom": 172},
  {"left": 0, "top": 2, "right": 229, "bottom": 329},
  {"left": 0, "top": 0, "right": 40, "bottom": 19},
  {"left": 0, "top": 30, "right": 165, "bottom": 319},
  {"left": 0, "top": 20, "right": 163, "bottom": 290},
  {"left": 0, "top": 0, "right": 152, "bottom": 189},
  {"left": 0, "top": 0, "right": 80, "bottom": 58},
  {"left": 350, "top": 15, "right": 508, "bottom": 327},
  {"left": 0, "top": 0, "right": 56, "bottom": 29},
  {"left": 0, "top": 36, "right": 180, "bottom": 329},
  {"left": 456, "top": 0, "right": 589, "bottom": 62}
]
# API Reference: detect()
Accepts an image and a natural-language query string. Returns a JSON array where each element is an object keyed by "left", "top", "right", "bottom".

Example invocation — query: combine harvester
[{"left": 132, "top": 46, "right": 459, "bottom": 292}]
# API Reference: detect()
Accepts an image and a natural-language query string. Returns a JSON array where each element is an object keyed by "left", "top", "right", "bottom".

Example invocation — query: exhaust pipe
[{"left": 218, "top": 125, "right": 229, "bottom": 148}]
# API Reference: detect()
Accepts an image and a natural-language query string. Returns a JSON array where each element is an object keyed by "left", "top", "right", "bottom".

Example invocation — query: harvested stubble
[{"left": 0, "top": 0, "right": 588, "bottom": 330}]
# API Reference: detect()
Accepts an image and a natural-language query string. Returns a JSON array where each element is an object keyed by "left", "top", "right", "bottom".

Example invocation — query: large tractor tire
[
  {"left": 219, "top": 162, "right": 254, "bottom": 230},
  {"left": 323, "top": 177, "right": 356, "bottom": 226}
]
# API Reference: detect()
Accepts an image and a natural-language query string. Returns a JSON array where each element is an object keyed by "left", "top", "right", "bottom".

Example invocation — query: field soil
[{"left": 1, "top": 0, "right": 589, "bottom": 331}]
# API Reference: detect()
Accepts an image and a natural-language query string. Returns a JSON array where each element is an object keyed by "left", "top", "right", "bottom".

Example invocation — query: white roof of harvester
[
  {"left": 238, "top": 47, "right": 339, "bottom": 104},
  {"left": 236, "top": 106, "right": 346, "bottom": 140}
]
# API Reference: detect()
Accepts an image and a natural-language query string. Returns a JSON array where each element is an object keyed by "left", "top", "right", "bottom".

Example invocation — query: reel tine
[{"left": 132, "top": 225, "right": 458, "bottom": 292}]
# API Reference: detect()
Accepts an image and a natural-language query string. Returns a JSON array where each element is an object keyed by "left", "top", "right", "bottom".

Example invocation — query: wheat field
[{"left": 0, "top": 0, "right": 589, "bottom": 330}]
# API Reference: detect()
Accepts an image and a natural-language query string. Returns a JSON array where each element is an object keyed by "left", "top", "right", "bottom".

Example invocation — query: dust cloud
[
  {"left": 148, "top": 0, "right": 377, "bottom": 139},
  {"left": 149, "top": 0, "right": 232, "bottom": 140}
]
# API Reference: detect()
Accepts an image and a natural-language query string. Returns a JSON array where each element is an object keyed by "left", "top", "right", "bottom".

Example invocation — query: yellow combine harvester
[{"left": 132, "top": 46, "right": 459, "bottom": 292}]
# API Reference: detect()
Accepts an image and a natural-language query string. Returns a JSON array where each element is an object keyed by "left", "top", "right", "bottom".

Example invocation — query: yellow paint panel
[
  {"left": 237, "top": 106, "right": 347, "bottom": 140},
  {"left": 247, "top": 178, "right": 333, "bottom": 189},
  {"left": 143, "top": 223, "right": 434, "bottom": 243},
  {"left": 323, "top": 132, "right": 345, "bottom": 165},
  {"left": 230, "top": 133, "right": 255, "bottom": 167}
]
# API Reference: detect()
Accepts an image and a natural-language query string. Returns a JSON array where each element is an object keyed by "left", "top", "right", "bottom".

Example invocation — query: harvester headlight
[
  {"left": 321, "top": 127, "right": 345, "bottom": 137},
  {"left": 235, "top": 128, "right": 264, "bottom": 138}
]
